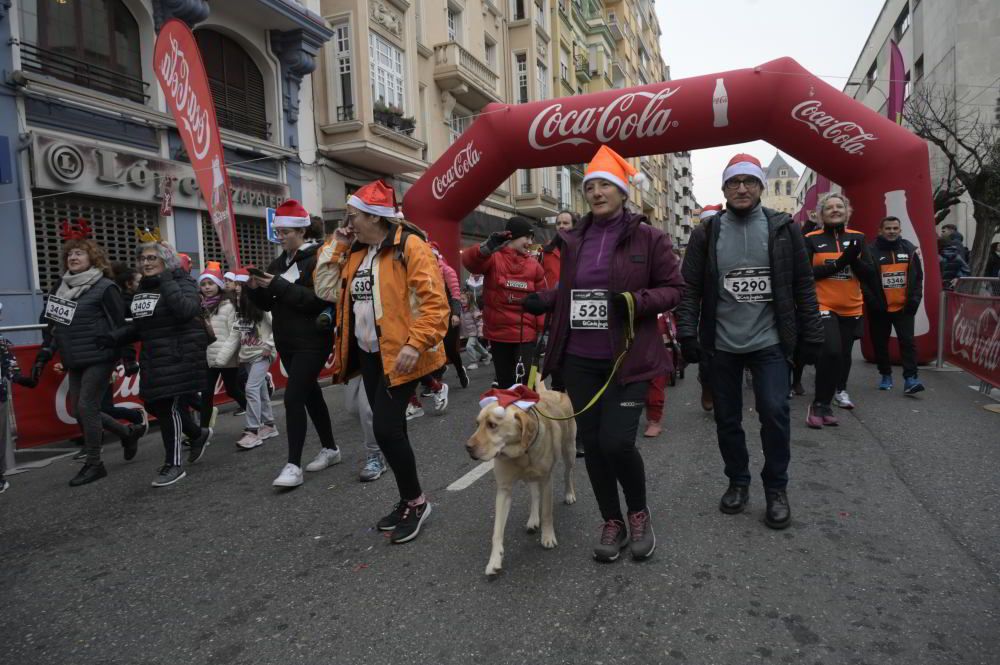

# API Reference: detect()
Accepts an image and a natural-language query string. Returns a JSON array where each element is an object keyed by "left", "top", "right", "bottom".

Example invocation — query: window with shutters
[
  {"left": 32, "top": 193, "right": 159, "bottom": 292},
  {"left": 195, "top": 29, "right": 270, "bottom": 140},
  {"left": 332, "top": 22, "right": 355, "bottom": 121},
  {"left": 200, "top": 214, "right": 277, "bottom": 272}
]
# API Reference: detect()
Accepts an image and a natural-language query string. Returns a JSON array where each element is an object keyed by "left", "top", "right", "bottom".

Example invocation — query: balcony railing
[
  {"left": 19, "top": 42, "right": 149, "bottom": 103},
  {"left": 336, "top": 105, "right": 356, "bottom": 122},
  {"left": 433, "top": 41, "right": 500, "bottom": 109}
]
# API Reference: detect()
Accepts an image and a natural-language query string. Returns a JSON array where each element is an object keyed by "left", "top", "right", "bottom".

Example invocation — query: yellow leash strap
[{"left": 535, "top": 292, "right": 635, "bottom": 421}]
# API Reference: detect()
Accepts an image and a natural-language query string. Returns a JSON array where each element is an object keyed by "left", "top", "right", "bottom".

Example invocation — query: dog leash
[{"left": 534, "top": 292, "right": 636, "bottom": 422}]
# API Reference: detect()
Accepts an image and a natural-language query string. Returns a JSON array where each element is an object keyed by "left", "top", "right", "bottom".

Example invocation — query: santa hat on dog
[
  {"left": 348, "top": 180, "right": 398, "bottom": 218},
  {"left": 699, "top": 204, "right": 723, "bottom": 220},
  {"left": 273, "top": 199, "right": 311, "bottom": 228},
  {"left": 722, "top": 153, "right": 766, "bottom": 188},
  {"left": 582, "top": 145, "right": 645, "bottom": 194},
  {"left": 479, "top": 384, "right": 541, "bottom": 413},
  {"left": 199, "top": 261, "right": 225, "bottom": 289}
]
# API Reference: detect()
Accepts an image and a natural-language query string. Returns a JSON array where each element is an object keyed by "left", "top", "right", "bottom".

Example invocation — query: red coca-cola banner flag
[
  {"left": 10, "top": 345, "right": 334, "bottom": 449},
  {"left": 944, "top": 293, "right": 1000, "bottom": 388},
  {"left": 154, "top": 19, "right": 241, "bottom": 268}
]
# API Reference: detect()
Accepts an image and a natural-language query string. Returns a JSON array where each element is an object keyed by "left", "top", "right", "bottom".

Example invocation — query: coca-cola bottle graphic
[
  {"left": 713, "top": 78, "right": 729, "bottom": 128},
  {"left": 885, "top": 190, "right": 929, "bottom": 335},
  {"left": 209, "top": 156, "right": 228, "bottom": 221}
]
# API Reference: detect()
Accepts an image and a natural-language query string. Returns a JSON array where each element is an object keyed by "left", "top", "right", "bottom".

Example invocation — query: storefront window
[
  {"left": 18, "top": 0, "right": 146, "bottom": 103},
  {"left": 195, "top": 29, "right": 271, "bottom": 140}
]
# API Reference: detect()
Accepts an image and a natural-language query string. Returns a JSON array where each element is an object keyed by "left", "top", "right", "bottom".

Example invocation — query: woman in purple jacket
[{"left": 524, "top": 146, "right": 684, "bottom": 563}]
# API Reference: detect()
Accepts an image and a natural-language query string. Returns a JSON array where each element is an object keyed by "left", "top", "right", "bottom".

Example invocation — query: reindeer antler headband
[{"left": 59, "top": 218, "right": 92, "bottom": 241}]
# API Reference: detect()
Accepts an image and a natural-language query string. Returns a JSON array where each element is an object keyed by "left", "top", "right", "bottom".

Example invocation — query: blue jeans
[{"left": 709, "top": 344, "right": 791, "bottom": 490}]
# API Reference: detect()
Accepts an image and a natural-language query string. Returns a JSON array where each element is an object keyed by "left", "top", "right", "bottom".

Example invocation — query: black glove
[
  {"left": 315, "top": 308, "right": 335, "bottom": 332},
  {"left": 123, "top": 362, "right": 140, "bottom": 377},
  {"left": 521, "top": 292, "right": 551, "bottom": 315},
  {"left": 839, "top": 239, "right": 862, "bottom": 265},
  {"left": 31, "top": 361, "right": 46, "bottom": 382},
  {"left": 34, "top": 348, "right": 53, "bottom": 365},
  {"left": 480, "top": 231, "right": 511, "bottom": 256},
  {"left": 798, "top": 342, "right": 822, "bottom": 366},
  {"left": 13, "top": 375, "right": 38, "bottom": 388},
  {"left": 679, "top": 336, "right": 702, "bottom": 365},
  {"left": 139, "top": 274, "right": 161, "bottom": 289},
  {"left": 95, "top": 334, "right": 116, "bottom": 349}
]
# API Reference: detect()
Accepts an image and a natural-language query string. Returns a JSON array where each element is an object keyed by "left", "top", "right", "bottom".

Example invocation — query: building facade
[
  {"left": 311, "top": 0, "right": 683, "bottom": 245},
  {"left": 0, "top": 0, "right": 332, "bottom": 342},
  {"left": 760, "top": 152, "right": 799, "bottom": 215},
  {"left": 796, "top": 0, "right": 1000, "bottom": 247}
]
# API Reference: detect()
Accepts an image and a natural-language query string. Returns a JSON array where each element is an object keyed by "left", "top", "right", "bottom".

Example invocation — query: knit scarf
[
  {"left": 55, "top": 267, "right": 104, "bottom": 302},
  {"left": 202, "top": 294, "right": 224, "bottom": 312}
]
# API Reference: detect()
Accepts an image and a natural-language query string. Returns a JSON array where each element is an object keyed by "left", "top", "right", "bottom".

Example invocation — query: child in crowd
[
  {"left": 235, "top": 286, "right": 278, "bottom": 449},
  {"left": 459, "top": 291, "right": 491, "bottom": 369},
  {"left": 199, "top": 264, "right": 247, "bottom": 433}
]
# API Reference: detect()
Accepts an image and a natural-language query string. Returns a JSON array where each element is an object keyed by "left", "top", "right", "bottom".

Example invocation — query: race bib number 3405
[
  {"left": 131, "top": 293, "right": 160, "bottom": 318},
  {"left": 44, "top": 295, "right": 77, "bottom": 325},
  {"left": 570, "top": 289, "right": 608, "bottom": 329},
  {"left": 724, "top": 267, "right": 772, "bottom": 302}
]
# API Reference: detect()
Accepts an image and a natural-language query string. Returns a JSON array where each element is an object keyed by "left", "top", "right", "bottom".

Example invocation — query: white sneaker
[
  {"left": 272, "top": 463, "right": 303, "bottom": 487},
  {"left": 405, "top": 403, "right": 425, "bottom": 420},
  {"left": 431, "top": 383, "right": 449, "bottom": 415},
  {"left": 258, "top": 424, "right": 279, "bottom": 440},
  {"left": 305, "top": 447, "right": 342, "bottom": 472},
  {"left": 236, "top": 430, "right": 263, "bottom": 450},
  {"left": 833, "top": 390, "right": 855, "bottom": 410},
  {"left": 468, "top": 363, "right": 479, "bottom": 370}
]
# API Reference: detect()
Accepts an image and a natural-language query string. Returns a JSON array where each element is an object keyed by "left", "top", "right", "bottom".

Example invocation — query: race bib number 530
[
  {"left": 570, "top": 289, "right": 608, "bottom": 329},
  {"left": 724, "top": 267, "right": 772, "bottom": 302}
]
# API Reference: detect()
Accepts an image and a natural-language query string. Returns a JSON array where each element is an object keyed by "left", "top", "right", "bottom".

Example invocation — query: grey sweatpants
[
  {"left": 244, "top": 358, "right": 275, "bottom": 430},
  {"left": 343, "top": 375, "right": 378, "bottom": 455},
  {"left": 68, "top": 363, "right": 129, "bottom": 465}
]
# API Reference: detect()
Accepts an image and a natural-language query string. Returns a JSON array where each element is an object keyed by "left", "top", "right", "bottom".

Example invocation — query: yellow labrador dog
[{"left": 465, "top": 383, "right": 577, "bottom": 576}]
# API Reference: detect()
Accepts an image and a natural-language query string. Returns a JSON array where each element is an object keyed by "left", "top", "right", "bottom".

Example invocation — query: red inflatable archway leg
[{"left": 404, "top": 57, "right": 941, "bottom": 362}]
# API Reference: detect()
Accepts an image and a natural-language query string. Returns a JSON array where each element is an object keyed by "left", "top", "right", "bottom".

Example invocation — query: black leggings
[
  {"left": 489, "top": 341, "right": 535, "bottom": 388},
  {"left": 814, "top": 313, "right": 861, "bottom": 406},
  {"left": 147, "top": 396, "right": 201, "bottom": 467},
  {"left": 101, "top": 384, "right": 143, "bottom": 425},
  {"left": 200, "top": 367, "right": 247, "bottom": 428},
  {"left": 563, "top": 354, "right": 649, "bottom": 522},
  {"left": 434, "top": 325, "right": 464, "bottom": 379},
  {"left": 280, "top": 349, "right": 336, "bottom": 466},
  {"left": 358, "top": 350, "right": 422, "bottom": 501}
]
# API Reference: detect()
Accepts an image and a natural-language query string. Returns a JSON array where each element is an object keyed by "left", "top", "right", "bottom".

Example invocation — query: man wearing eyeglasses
[{"left": 675, "top": 154, "right": 822, "bottom": 530}]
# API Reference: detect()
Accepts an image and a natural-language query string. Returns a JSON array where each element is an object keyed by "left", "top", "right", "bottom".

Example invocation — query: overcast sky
[{"left": 657, "top": 0, "right": 885, "bottom": 206}]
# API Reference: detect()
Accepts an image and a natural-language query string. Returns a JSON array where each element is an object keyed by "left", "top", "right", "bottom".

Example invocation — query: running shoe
[
  {"left": 272, "top": 463, "right": 303, "bottom": 487},
  {"left": 122, "top": 424, "right": 143, "bottom": 461},
  {"left": 879, "top": 374, "right": 893, "bottom": 391},
  {"left": 833, "top": 390, "right": 855, "bottom": 409},
  {"left": 390, "top": 501, "right": 432, "bottom": 544},
  {"left": 151, "top": 465, "right": 186, "bottom": 487},
  {"left": 359, "top": 453, "right": 386, "bottom": 482},
  {"left": 305, "top": 447, "right": 342, "bottom": 471},
  {"left": 405, "top": 404, "right": 425, "bottom": 420},
  {"left": 457, "top": 366, "right": 470, "bottom": 389},
  {"left": 187, "top": 428, "right": 211, "bottom": 464},
  {"left": 467, "top": 363, "right": 479, "bottom": 370},
  {"left": 377, "top": 500, "right": 409, "bottom": 531},
  {"left": 258, "top": 424, "right": 279, "bottom": 440},
  {"left": 236, "top": 430, "right": 263, "bottom": 450},
  {"left": 628, "top": 509, "right": 655, "bottom": 560},
  {"left": 431, "top": 383, "right": 450, "bottom": 415},
  {"left": 820, "top": 405, "right": 839, "bottom": 427},
  {"left": 806, "top": 404, "right": 824, "bottom": 429},
  {"left": 643, "top": 421, "right": 662, "bottom": 438},
  {"left": 903, "top": 377, "right": 925, "bottom": 395},
  {"left": 233, "top": 408, "right": 246, "bottom": 417},
  {"left": 420, "top": 387, "right": 434, "bottom": 397},
  {"left": 69, "top": 462, "right": 107, "bottom": 487},
  {"left": 0, "top": 479, "right": 8, "bottom": 493},
  {"left": 593, "top": 519, "right": 628, "bottom": 562}
]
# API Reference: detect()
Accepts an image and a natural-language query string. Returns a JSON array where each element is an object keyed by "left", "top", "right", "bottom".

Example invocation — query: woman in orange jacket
[{"left": 314, "top": 180, "right": 449, "bottom": 544}]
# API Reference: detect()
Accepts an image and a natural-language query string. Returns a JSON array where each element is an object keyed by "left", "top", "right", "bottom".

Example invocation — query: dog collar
[{"left": 525, "top": 409, "right": 542, "bottom": 451}]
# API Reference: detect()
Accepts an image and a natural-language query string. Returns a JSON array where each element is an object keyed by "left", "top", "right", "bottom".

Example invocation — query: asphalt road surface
[{"left": 2, "top": 359, "right": 998, "bottom": 665}]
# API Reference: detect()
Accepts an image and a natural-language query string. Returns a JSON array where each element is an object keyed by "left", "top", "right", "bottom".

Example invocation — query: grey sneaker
[
  {"left": 188, "top": 428, "right": 211, "bottom": 464},
  {"left": 151, "top": 465, "right": 186, "bottom": 487},
  {"left": 359, "top": 453, "right": 386, "bottom": 482},
  {"left": 593, "top": 519, "right": 628, "bottom": 562},
  {"left": 305, "top": 447, "right": 342, "bottom": 472},
  {"left": 628, "top": 508, "right": 655, "bottom": 560},
  {"left": 390, "top": 501, "right": 432, "bottom": 544}
]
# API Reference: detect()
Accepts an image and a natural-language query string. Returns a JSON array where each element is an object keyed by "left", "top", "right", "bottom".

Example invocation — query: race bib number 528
[{"left": 570, "top": 289, "right": 608, "bottom": 329}]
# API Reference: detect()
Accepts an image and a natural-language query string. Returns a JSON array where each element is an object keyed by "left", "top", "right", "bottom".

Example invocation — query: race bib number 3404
[
  {"left": 570, "top": 289, "right": 608, "bottom": 329},
  {"left": 131, "top": 293, "right": 160, "bottom": 319},
  {"left": 724, "top": 267, "right": 772, "bottom": 302},
  {"left": 44, "top": 295, "right": 77, "bottom": 325}
]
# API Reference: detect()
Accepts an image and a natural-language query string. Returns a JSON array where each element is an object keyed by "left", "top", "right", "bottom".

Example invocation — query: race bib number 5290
[{"left": 724, "top": 267, "right": 772, "bottom": 302}]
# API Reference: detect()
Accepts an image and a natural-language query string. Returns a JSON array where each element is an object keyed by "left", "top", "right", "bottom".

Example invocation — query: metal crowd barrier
[{"left": 935, "top": 277, "right": 1000, "bottom": 397}]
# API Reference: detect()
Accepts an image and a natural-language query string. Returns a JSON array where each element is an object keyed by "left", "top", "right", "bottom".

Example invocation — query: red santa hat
[
  {"left": 582, "top": 145, "right": 644, "bottom": 194},
  {"left": 231, "top": 267, "right": 250, "bottom": 283},
  {"left": 479, "top": 384, "right": 541, "bottom": 413},
  {"left": 347, "top": 180, "right": 398, "bottom": 218},
  {"left": 273, "top": 199, "right": 311, "bottom": 228},
  {"left": 722, "top": 153, "right": 766, "bottom": 188},
  {"left": 199, "top": 261, "right": 225, "bottom": 289},
  {"left": 699, "top": 204, "right": 723, "bottom": 220},
  {"left": 178, "top": 253, "right": 192, "bottom": 272}
]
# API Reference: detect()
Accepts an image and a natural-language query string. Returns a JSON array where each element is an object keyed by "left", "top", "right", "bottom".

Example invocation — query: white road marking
[{"left": 447, "top": 460, "right": 494, "bottom": 491}]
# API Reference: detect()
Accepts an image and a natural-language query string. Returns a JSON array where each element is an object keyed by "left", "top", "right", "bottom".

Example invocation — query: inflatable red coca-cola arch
[{"left": 403, "top": 57, "right": 940, "bottom": 362}]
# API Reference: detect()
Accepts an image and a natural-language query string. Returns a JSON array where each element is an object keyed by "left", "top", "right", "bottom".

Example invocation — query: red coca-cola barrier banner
[
  {"left": 943, "top": 293, "right": 1000, "bottom": 387},
  {"left": 9, "top": 345, "right": 334, "bottom": 449},
  {"left": 403, "top": 56, "right": 941, "bottom": 362},
  {"left": 155, "top": 19, "right": 241, "bottom": 268}
]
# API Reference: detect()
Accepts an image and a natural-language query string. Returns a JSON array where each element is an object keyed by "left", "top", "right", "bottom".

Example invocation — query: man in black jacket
[
  {"left": 675, "top": 154, "right": 823, "bottom": 530},
  {"left": 866, "top": 216, "right": 924, "bottom": 394}
]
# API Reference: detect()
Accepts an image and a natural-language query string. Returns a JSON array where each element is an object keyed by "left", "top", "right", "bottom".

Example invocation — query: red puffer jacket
[{"left": 462, "top": 244, "right": 546, "bottom": 343}]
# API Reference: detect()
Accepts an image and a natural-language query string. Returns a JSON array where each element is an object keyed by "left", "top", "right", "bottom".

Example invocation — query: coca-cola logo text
[
  {"left": 159, "top": 35, "right": 213, "bottom": 160},
  {"left": 791, "top": 100, "right": 877, "bottom": 155},
  {"left": 950, "top": 300, "right": 1000, "bottom": 373},
  {"left": 432, "top": 142, "right": 482, "bottom": 200},
  {"left": 528, "top": 87, "right": 680, "bottom": 151}
]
